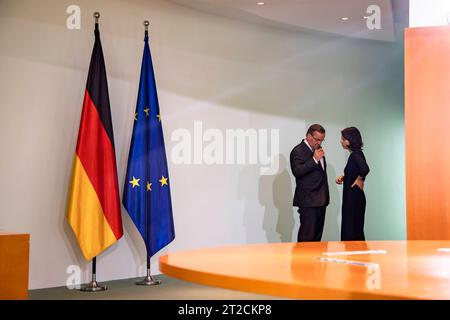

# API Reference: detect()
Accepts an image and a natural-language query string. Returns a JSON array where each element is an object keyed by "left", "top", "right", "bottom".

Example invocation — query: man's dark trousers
[{"left": 297, "top": 206, "right": 326, "bottom": 242}]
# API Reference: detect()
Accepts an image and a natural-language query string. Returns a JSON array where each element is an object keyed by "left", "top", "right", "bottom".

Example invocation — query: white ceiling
[{"left": 169, "top": 0, "right": 402, "bottom": 42}]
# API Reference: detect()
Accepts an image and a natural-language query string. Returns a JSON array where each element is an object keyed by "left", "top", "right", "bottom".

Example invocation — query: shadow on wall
[
  {"left": 254, "top": 154, "right": 343, "bottom": 244},
  {"left": 239, "top": 163, "right": 263, "bottom": 243},
  {"left": 154, "top": 15, "right": 404, "bottom": 123},
  {"left": 239, "top": 154, "right": 295, "bottom": 243},
  {"left": 0, "top": 0, "right": 404, "bottom": 124},
  {"left": 258, "top": 154, "right": 295, "bottom": 243}
]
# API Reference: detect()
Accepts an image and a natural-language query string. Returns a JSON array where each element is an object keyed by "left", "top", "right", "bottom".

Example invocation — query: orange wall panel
[
  {"left": 0, "top": 232, "right": 29, "bottom": 299},
  {"left": 405, "top": 26, "right": 450, "bottom": 240}
]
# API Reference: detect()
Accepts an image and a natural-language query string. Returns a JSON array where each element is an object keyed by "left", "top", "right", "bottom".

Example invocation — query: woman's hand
[
  {"left": 351, "top": 177, "right": 364, "bottom": 190},
  {"left": 335, "top": 175, "right": 344, "bottom": 184}
]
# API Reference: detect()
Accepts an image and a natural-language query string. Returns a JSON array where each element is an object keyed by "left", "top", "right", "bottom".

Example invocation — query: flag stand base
[
  {"left": 79, "top": 258, "right": 107, "bottom": 292},
  {"left": 80, "top": 280, "right": 108, "bottom": 292},
  {"left": 136, "top": 275, "right": 161, "bottom": 286},
  {"left": 136, "top": 258, "right": 161, "bottom": 286}
]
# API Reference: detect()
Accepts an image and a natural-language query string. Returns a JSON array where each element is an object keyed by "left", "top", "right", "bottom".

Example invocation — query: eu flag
[{"left": 123, "top": 32, "right": 175, "bottom": 257}]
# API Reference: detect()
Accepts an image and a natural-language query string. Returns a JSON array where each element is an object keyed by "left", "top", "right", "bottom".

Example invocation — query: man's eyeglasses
[{"left": 310, "top": 134, "right": 325, "bottom": 143}]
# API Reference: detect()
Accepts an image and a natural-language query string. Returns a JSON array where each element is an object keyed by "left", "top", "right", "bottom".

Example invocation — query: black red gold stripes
[{"left": 67, "top": 24, "right": 123, "bottom": 260}]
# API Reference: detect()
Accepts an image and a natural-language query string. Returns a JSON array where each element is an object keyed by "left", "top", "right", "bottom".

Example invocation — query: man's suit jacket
[{"left": 290, "top": 139, "right": 330, "bottom": 208}]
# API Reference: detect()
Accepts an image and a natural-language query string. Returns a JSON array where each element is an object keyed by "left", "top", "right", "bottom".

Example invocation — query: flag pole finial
[
  {"left": 143, "top": 20, "right": 149, "bottom": 31},
  {"left": 93, "top": 12, "right": 100, "bottom": 24}
]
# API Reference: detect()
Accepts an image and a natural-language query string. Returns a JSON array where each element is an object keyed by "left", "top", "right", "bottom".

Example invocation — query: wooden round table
[{"left": 159, "top": 240, "right": 450, "bottom": 299}]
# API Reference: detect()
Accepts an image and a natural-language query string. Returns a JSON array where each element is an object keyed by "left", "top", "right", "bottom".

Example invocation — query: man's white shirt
[{"left": 304, "top": 139, "right": 324, "bottom": 170}]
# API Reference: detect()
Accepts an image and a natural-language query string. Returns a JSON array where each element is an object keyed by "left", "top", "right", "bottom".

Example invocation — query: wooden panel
[
  {"left": 0, "top": 232, "right": 30, "bottom": 299},
  {"left": 160, "top": 241, "right": 450, "bottom": 299},
  {"left": 405, "top": 26, "right": 450, "bottom": 240}
]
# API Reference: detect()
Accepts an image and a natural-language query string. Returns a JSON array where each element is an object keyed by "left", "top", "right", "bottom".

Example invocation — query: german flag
[{"left": 66, "top": 23, "right": 123, "bottom": 261}]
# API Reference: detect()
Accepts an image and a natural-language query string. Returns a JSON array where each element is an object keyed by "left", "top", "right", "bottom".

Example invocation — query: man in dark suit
[{"left": 290, "top": 124, "right": 330, "bottom": 242}]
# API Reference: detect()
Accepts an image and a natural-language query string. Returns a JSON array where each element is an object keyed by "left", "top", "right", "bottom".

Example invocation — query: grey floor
[{"left": 29, "top": 275, "right": 284, "bottom": 300}]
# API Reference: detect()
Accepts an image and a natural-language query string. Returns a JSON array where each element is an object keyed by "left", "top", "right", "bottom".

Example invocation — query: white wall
[
  {"left": 0, "top": 0, "right": 405, "bottom": 289},
  {"left": 410, "top": 0, "right": 450, "bottom": 27}
]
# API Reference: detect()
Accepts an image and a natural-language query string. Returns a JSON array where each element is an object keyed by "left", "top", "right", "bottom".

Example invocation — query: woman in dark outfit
[{"left": 335, "top": 127, "right": 370, "bottom": 241}]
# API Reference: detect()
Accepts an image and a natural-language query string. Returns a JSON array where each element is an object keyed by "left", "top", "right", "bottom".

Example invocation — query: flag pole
[
  {"left": 78, "top": 12, "right": 108, "bottom": 293},
  {"left": 135, "top": 20, "right": 162, "bottom": 288},
  {"left": 136, "top": 254, "right": 161, "bottom": 286},
  {"left": 93, "top": 11, "right": 100, "bottom": 25},
  {"left": 144, "top": 19, "right": 149, "bottom": 35},
  {"left": 80, "top": 256, "right": 108, "bottom": 291}
]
